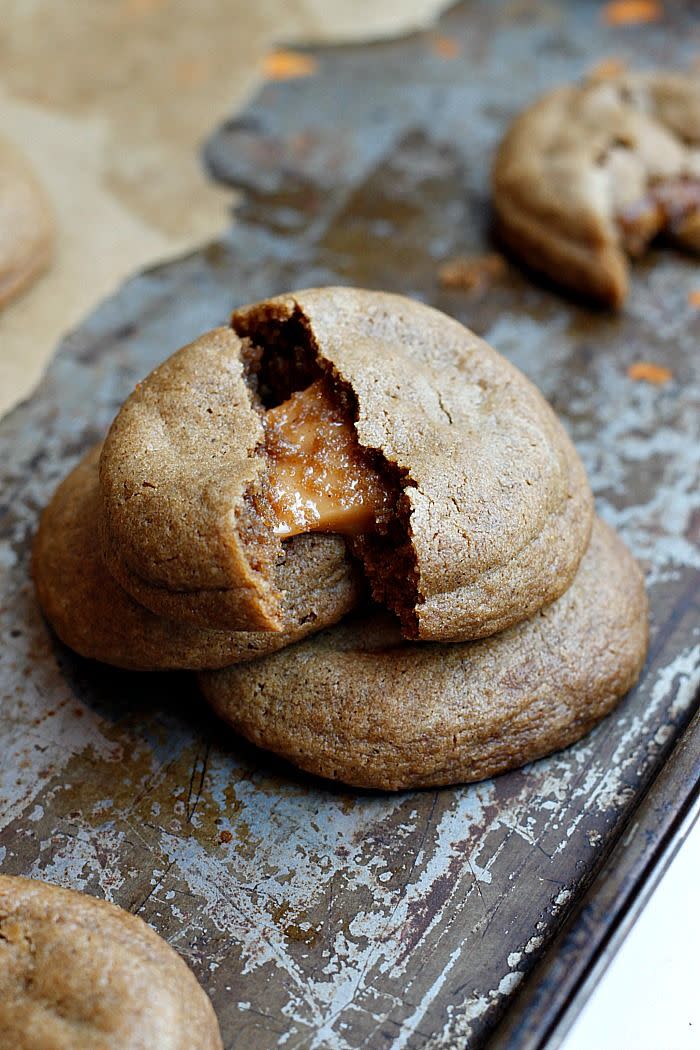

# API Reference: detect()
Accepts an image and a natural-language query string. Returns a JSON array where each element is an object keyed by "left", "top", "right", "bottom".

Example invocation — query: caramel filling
[
  {"left": 617, "top": 176, "right": 700, "bottom": 256},
  {"left": 262, "top": 378, "right": 392, "bottom": 538}
]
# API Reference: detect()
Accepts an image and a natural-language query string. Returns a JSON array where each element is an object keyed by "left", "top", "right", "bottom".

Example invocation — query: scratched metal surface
[{"left": 1, "top": 2, "right": 700, "bottom": 1047}]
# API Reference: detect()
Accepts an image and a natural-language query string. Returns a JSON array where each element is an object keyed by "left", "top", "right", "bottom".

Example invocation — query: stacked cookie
[{"left": 34, "top": 288, "right": 648, "bottom": 790}]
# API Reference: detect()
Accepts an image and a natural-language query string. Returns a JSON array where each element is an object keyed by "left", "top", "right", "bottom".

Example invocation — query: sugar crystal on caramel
[{"left": 263, "top": 378, "right": 391, "bottom": 538}]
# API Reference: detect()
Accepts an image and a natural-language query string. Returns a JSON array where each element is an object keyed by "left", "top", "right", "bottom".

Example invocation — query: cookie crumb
[
  {"left": 438, "top": 253, "right": 507, "bottom": 291},
  {"left": 430, "top": 35, "right": 461, "bottom": 60},
  {"left": 263, "top": 50, "right": 317, "bottom": 81},
  {"left": 602, "top": 1, "right": 663, "bottom": 26},
  {"left": 627, "top": 361, "right": 673, "bottom": 384},
  {"left": 219, "top": 830, "right": 233, "bottom": 844}
]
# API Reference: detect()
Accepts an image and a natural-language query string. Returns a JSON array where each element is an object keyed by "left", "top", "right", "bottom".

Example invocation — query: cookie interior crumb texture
[
  {"left": 0, "top": 875, "right": 223, "bottom": 1050},
  {"left": 493, "top": 71, "right": 700, "bottom": 306},
  {"left": 233, "top": 304, "right": 419, "bottom": 638}
]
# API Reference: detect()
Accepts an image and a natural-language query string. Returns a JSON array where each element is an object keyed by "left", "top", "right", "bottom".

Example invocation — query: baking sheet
[{"left": 1, "top": 2, "right": 700, "bottom": 1047}]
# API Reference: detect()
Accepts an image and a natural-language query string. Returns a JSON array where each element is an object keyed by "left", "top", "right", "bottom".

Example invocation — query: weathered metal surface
[
  {"left": 1, "top": 2, "right": 700, "bottom": 1048},
  {"left": 491, "top": 706, "right": 700, "bottom": 1050}
]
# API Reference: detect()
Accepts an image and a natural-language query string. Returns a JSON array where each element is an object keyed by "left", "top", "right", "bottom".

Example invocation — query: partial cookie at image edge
[{"left": 0, "top": 874, "right": 223, "bottom": 1050}]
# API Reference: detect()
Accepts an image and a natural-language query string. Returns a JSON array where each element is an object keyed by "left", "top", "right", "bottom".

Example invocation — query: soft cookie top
[
  {"left": 493, "top": 71, "right": 700, "bottom": 306},
  {"left": 0, "top": 875, "right": 222, "bottom": 1050},
  {"left": 99, "top": 288, "right": 592, "bottom": 641}
]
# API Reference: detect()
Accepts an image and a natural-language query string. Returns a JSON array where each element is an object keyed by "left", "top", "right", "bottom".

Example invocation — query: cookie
[
  {"left": 33, "top": 447, "right": 362, "bottom": 671},
  {"left": 0, "top": 875, "right": 222, "bottom": 1050},
  {"left": 99, "top": 288, "right": 593, "bottom": 642},
  {"left": 493, "top": 71, "right": 700, "bottom": 307},
  {"left": 199, "top": 519, "right": 647, "bottom": 791},
  {"left": 0, "top": 138, "right": 53, "bottom": 308}
]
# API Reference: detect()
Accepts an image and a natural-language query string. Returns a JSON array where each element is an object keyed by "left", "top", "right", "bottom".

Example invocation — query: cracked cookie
[
  {"left": 99, "top": 288, "right": 593, "bottom": 642},
  {"left": 493, "top": 71, "right": 700, "bottom": 306}
]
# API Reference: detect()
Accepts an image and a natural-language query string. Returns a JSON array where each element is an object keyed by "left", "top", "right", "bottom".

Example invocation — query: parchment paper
[{"left": 0, "top": 0, "right": 452, "bottom": 417}]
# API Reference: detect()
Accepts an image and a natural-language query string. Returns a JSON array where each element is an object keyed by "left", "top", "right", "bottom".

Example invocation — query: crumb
[
  {"left": 438, "top": 253, "right": 507, "bottom": 291},
  {"left": 627, "top": 361, "right": 673, "bottom": 384},
  {"left": 601, "top": 1, "right": 663, "bottom": 26},
  {"left": 430, "top": 35, "right": 461, "bottom": 60},
  {"left": 263, "top": 50, "right": 317, "bottom": 81}
]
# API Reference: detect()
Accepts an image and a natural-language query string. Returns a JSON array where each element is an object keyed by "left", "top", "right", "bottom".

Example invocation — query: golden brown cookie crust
[
  {"left": 100, "top": 289, "right": 593, "bottom": 641},
  {"left": 233, "top": 287, "right": 593, "bottom": 641},
  {"left": 0, "top": 139, "right": 53, "bottom": 308},
  {"left": 99, "top": 327, "right": 280, "bottom": 630},
  {"left": 199, "top": 519, "right": 648, "bottom": 791},
  {"left": 33, "top": 447, "right": 362, "bottom": 671},
  {"left": 493, "top": 72, "right": 700, "bottom": 306},
  {"left": 0, "top": 875, "right": 222, "bottom": 1050}
]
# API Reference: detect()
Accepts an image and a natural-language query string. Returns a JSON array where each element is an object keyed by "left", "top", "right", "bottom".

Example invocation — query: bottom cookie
[
  {"left": 199, "top": 519, "right": 648, "bottom": 790},
  {"left": 0, "top": 875, "right": 222, "bottom": 1050}
]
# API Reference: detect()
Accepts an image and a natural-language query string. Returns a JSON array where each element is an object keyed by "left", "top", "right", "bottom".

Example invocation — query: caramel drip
[
  {"left": 617, "top": 176, "right": 700, "bottom": 255},
  {"left": 263, "top": 378, "right": 392, "bottom": 538}
]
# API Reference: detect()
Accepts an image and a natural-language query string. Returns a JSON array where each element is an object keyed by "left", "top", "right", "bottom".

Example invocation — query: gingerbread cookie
[
  {"left": 33, "top": 447, "right": 361, "bottom": 671},
  {"left": 99, "top": 288, "right": 593, "bottom": 642},
  {"left": 199, "top": 519, "right": 647, "bottom": 791},
  {"left": 0, "top": 875, "right": 222, "bottom": 1049},
  {"left": 493, "top": 71, "right": 700, "bottom": 306},
  {"left": 0, "top": 138, "right": 53, "bottom": 308}
]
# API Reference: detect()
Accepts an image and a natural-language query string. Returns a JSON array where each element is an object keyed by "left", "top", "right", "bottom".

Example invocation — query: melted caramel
[
  {"left": 617, "top": 176, "right": 700, "bottom": 255},
  {"left": 263, "top": 378, "right": 392, "bottom": 538}
]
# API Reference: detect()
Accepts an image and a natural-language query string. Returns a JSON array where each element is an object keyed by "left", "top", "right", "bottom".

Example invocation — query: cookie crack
[{"left": 231, "top": 300, "right": 424, "bottom": 637}]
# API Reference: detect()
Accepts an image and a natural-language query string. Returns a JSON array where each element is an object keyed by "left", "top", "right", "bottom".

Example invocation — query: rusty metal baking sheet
[{"left": 2, "top": 2, "right": 700, "bottom": 1048}]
